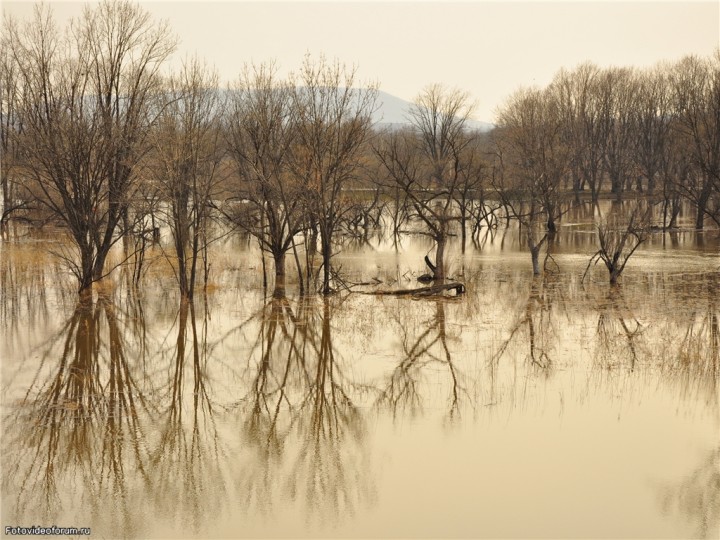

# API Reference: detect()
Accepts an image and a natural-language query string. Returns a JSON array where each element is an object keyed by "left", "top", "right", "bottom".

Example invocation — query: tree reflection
[
  {"left": 492, "top": 275, "right": 562, "bottom": 370},
  {"left": 0, "top": 241, "right": 72, "bottom": 363},
  {"left": 593, "top": 286, "right": 644, "bottom": 370},
  {"left": 235, "top": 291, "right": 300, "bottom": 516},
  {"left": 664, "top": 274, "right": 720, "bottom": 405},
  {"left": 376, "top": 298, "right": 469, "bottom": 419},
  {"left": 148, "top": 298, "right": 226, "bottom": 533},
  {"left": 234, "top": 293, "right": 373, "bottom": 525},
  {"left": 289, "top": 298, "right": 368, "bottom": 521},
  {"left": 2, "top": 295, "right": 152, "bottom": 534},
  {"left": 2, "top": 291, "right": 233, "bottom": 536}
]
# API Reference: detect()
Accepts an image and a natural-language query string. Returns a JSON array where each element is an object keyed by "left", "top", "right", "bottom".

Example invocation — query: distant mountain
[
  {"left": 373, "top": 90, "right": 494, "bottom": 132},
  {"left": 216, "top": 87, "right": 494, "bottom": 132},
  {"left": 372, "top": 90, "right": 415, "bottom": 125}
]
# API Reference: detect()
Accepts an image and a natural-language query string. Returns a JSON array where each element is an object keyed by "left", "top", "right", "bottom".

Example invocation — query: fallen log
[{"left": 363, "top": 282, "right": 466, "bottom": 297}]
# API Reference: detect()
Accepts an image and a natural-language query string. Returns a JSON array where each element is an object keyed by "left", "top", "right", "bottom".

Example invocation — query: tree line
[{"left": 1, "top": 1, "right": 719, "bottom": 297}]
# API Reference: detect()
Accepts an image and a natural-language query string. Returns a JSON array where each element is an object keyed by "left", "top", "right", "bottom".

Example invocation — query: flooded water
[{"left": 1, "top": 205, "right": 719, "bottom": 538}]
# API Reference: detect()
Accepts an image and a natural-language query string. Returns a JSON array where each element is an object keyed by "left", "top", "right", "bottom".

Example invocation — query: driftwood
[{"left": 364, "top": 282, "right": 466, "bottom": 297}]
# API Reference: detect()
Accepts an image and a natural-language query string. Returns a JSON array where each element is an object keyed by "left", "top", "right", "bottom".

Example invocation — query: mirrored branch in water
[
  {"left": 592, "top": 286, "right": 645, "bottom": 371},
  {"left": 491, "top": 276, "right": 560, "bottom": 371},
  {"left": 375, "top": 298, "right": 471, "bottom": 419},
  {"left": 1, "top": 297, "right": 153, "bottom": 533},
  {"left": 232, "top": 295, "right": 374, "bottom": 526},
  {"left": 147, "top": 299, "right": 227, "bottom": 534},
  {"left": 285, "top": 297, "right": 371, "bottom": 524}
]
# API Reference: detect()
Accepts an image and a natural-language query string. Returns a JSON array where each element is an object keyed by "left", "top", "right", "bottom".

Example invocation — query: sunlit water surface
[{"left": 1, "top": 210, "right": 719, "bottom": 538}]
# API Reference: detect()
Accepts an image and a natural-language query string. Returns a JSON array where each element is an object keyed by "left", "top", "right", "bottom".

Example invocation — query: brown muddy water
[{"left": 1, "top": 206, "right": 719, "bottom": 539}]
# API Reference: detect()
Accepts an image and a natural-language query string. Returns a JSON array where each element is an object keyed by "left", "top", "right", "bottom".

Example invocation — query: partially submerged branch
[{"left": 583, "top": 204, "right": 651, "bottom": 285}]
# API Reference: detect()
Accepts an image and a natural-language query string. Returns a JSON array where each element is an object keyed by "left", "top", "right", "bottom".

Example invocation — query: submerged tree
[
  {"left": 493, "top": 86, "right": 572, "bottom": 275},
  {"left": 453, "top": 133, "right": 491, "bottom": 253},
  {"left": 551, "top": 63, "right": 608, "bottom": 202},
  {"left": 226, "top": 62, "right": 302, "bottom": 295},
  {"left": 149, "top": 57, "right": 225, "bottom": 300},
  {"left": 5, "top": 2, "right": 176, "bottom": 293},
  {"left": 289, "top": 55, "right": 378, "bottom": 294},
  {"left": 583, "top": 203, "right": 650, "bottom": 285},
  {"left": 375, "top": 84, "right": 475, "bottom": 281},
  {"left": 0, "top": 18, "right": 31, "bottom": 229},
  {"left": 670, "top": 52, "right": 720, "bottom": 229}
]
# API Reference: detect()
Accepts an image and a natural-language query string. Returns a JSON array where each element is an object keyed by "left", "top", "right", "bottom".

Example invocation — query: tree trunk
[
  {"left": 309, "top": 224, "right": 318, "bottom": 255},
  {"left": 435, "top": 231, "right": 446, "bottom": 282},
  {"left": 1, "top": 173, "right": 10, "bottom": 225},
  {"left": 547, "top": 214, "right": 557, "bottom": 234},
  {"left": 92, "top": 246, "right": 110, "bottom": 283},
  {"left": 696, "top": 185, "right": 710, "bottom": 230},
  {"left": 610, "top": 171, "right": 625, "bottom": 202},
  {"left": 668, "top": 199, "right": 681, "bottom": 229},
  {"left": 526, "top": 225, "right": 546, "bottom": 277},
  {"left": 291, "top": 237, "right": 304, "bottom": 296},
  {"left": 459, "top": 202, "right": 467, "bottom": 254},
  {"left": 273, "top": 250, "right": 286, "bottom": 294},
  {"left": 321, "top": 235, "right": 332, "bottom": 294},
  {"left": 175, "top": 228, "right": 189, "bottom": 298},
  {"left": 188, "top": 226, "right": 200, "bottom": 301},
  {"left": 530, "top": 245, "right": 541, "bottom": 276},
  {"left": 79, "top": 244, "right": 95, "bottom": 294},
  {"left": 365, "top": 282, "right": 465, "bottom": 296}
]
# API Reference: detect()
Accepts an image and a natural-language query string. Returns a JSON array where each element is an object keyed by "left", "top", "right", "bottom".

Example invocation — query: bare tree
[
  {"left": 630, "top": 66, "right": 672, "bottom": 196},
  {"left": 599, "top": 67, "right": 638, "bottom": 200},
  {"left": 148, "top": 57, "right": 225, "bottom": 300},
  {"left": 452, "top": 130, "right": 489, "bottom": 253},
  {"left": 226, "top": 62, "right": 303, "bottom": 295},
  {"left": 493, "top": 86, "right": 572, "bottom": 274},
  {"left": 583, "top": 203, "right": 650, "bottom": 285},
  {"left": 289, "top": 55, "right": 378, "bottom": 294},
  {"left": 670, "top": 52, "right": 720, "bottom": 229},
  {"left": 0, "top": 16, "right": 31, "bottom": 229},
  {"left": 6, "top": 2, "right": 176, "bottom": 293},
  {"left": 552, "top": 63, "right": 608, "bottom": 202},
  {"left": 658, "top": 129, "right": 693, "bottom": 229},
  {"left": 375, "top": 84, "right": 475, "bottom": 281}
]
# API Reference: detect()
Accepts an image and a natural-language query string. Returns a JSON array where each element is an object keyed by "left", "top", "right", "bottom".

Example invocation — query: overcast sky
[{"left": 4, "top": 1, "right": 719, "bottom": 122}]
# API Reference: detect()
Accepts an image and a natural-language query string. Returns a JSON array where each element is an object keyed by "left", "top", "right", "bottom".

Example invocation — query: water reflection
[
  {"left": 149, "top": 299, "right": 226, "bottom": 533},
  {"left": 492, "top": 274, "right": 564, "bottom": 370},
  {"left": 375, "top": 298, "right": 468, "bottom": 418},
  {"left": 669, "top": 274, "right": 720, "bottom": 406},
  {"left": 2, "top": 295, "right": 151, "bottom": 535},
  {"left": 233, "top": 293, "right": 373, "bottom": 527},
  {"left": 593, "top": 287, "right": 643, "bottom": 370},
  {"left": 0, "top": 236, "right": 72, "bottom": 362},
  {"left": 660, "top": 445, "right": 720, "bottom": 538},
  {"left": 1, "top": 228, "right": 719, "bottom": 538}
]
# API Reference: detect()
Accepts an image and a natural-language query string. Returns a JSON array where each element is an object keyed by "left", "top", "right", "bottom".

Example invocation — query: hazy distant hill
[
  {"left": 373, "top": 90, "right": 494, "bottom": 132},
  {"left": 215, "top": 87, "right": 494, "bottom": 132}
]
